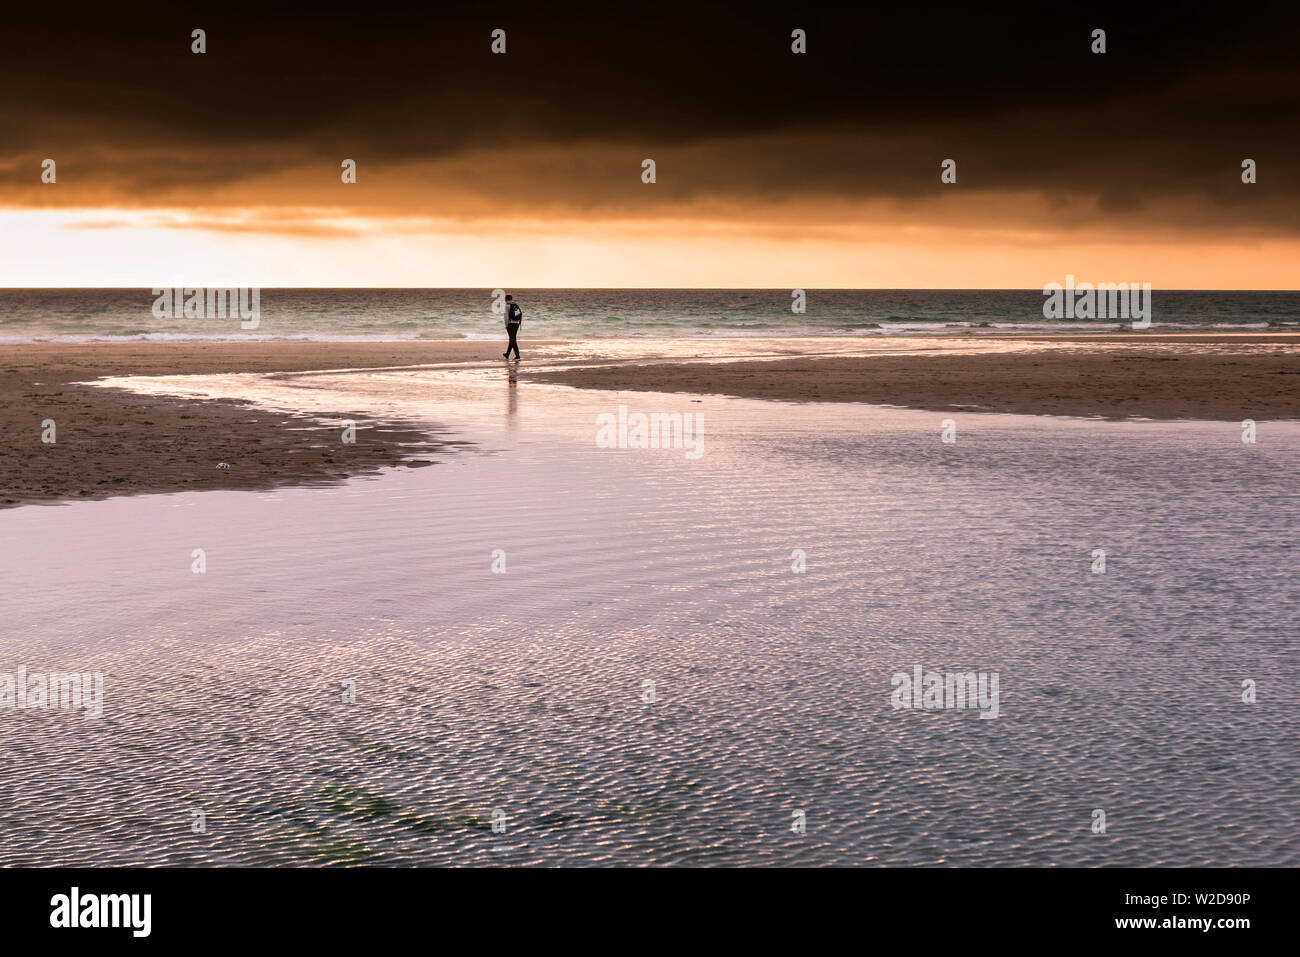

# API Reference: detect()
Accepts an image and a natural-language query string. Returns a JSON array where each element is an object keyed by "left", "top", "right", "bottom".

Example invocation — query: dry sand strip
[
  {"left": 0, "top": 341, "right": 513, "bottom": 508},
  {"left": 535, "top": 340, "right": 1300, "bottom": 421}
]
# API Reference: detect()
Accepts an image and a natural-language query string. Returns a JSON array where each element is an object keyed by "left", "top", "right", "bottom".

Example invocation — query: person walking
[{"left": 503, "top": 294, "right": 522, "bottom": 360}]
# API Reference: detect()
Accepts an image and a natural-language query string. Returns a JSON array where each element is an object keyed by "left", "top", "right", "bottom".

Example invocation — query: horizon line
[{"left": 2, "top": 286, "right": 1299, "bottom": 293}]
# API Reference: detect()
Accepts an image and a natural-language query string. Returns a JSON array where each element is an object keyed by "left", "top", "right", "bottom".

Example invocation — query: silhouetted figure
[{"left": 503, "top": 294, "right": 522, "bottom": 360}]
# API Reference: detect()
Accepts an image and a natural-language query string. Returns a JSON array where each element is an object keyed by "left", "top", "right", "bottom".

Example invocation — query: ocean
[{"left": 2, "top": 288, "right": 1299, "bottom": 342}]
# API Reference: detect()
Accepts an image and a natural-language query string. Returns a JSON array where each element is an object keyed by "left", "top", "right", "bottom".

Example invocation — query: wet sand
[
  {"left": 0, "top": 341, "right": 509, "bottom": 508},
  {"left": 7, "top": 346, "right": 1300, "bottom": 866},
  {"left": 539, "top": 334, "right": 1300, "bottom": 420},
  {"left": 5, "top": 335, "right": 1300, "bottom": 508}
]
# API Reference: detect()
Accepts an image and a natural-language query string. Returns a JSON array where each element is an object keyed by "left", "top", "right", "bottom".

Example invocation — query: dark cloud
[{"left": 1, "top": 1, "right": 1297, "bottom": 233}]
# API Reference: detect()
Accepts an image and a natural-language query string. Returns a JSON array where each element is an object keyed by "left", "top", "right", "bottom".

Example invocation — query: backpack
[{"left": 507, "top": 302, "right": 522, "bottom": 324}]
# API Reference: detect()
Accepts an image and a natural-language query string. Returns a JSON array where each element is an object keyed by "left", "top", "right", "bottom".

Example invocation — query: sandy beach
[
  {"left": 6, "top": 336, "right": 1299, "bottom": 867},
  {"left": 539, "top": 334, "right": 1300, "bottom": 419},
  {"left": 5, "top": 334, "right": 1300, "bottom": 508},
  {"left": 1, "top": 341, "right": 507, "bottom": 507}
]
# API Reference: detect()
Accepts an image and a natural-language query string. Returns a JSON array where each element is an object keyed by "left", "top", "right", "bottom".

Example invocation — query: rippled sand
[{"left": 2, "top": 363, "right": 1298, "bottom": 865}]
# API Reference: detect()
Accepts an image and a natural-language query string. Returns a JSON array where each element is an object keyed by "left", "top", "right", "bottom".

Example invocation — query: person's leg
[{"left": 507, "top": 326, "right": 520, "bottom": 359}]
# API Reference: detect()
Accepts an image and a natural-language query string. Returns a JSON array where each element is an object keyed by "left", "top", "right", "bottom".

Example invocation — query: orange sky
[
  {"left": 3, "top": 204, "right": 1296, "bottom": 289},
  {"left": 4, "top": 137, "right": 1295, "bottom": 288},
  {"left": 3, "top": 8, "right": 1297, "bottom": 288}
]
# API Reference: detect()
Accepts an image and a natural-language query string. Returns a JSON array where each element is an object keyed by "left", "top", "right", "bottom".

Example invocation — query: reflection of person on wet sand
[
  {"left": 502, "top": 294, "right": 522, "bottom": 360},
  {"left": 505, "top": 364, "right": 518, "bottom": 429}
]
